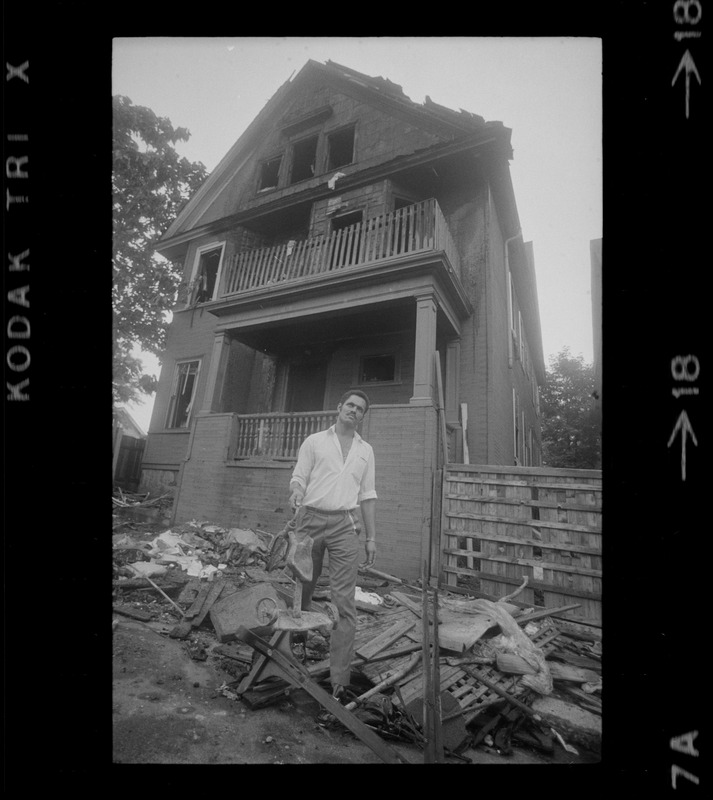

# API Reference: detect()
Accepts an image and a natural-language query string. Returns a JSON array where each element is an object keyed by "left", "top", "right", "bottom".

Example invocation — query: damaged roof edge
[
  {"left": 158, "top": 59, "right": 514, "bottom": 252},
  {"left": 159, "top": 74, "right": 296, "bottom": 243}
]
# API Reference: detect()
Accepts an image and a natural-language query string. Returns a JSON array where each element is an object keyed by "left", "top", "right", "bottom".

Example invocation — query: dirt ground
[
  {"left": 112, "top": 615, "right": 600, "bottom": 766},
  {"left": 113, "top": 617, "right": 419, "bottom": 764}
]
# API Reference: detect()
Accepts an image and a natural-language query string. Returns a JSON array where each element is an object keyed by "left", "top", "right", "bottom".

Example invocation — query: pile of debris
[
  {"left": 112, "top": 489, "right": 174, "bottom": 528},
  {"left": 113, "top": 519, "right": 601, "bottom": 764}
]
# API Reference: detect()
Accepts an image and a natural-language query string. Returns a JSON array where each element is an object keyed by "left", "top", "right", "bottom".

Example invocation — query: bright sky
[{"left": 113, "top": 36, "right": 602, "bottom": 432}]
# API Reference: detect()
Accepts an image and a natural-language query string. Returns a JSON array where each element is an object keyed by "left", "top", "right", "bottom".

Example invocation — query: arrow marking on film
[
  {"left": 667, "top": 410, "right": 698, "bottom": 481},
  {"left": 671, "top": 50, "right": 701, "bottom": 119}
]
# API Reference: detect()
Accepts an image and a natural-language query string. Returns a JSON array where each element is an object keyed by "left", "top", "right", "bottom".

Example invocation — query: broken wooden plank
[
  {"left": 237, "top": 627, "right": 411, "bottom": 764},
  {"left": 547, "top": 661, "right": 600, "bottom": 685},
  {"left": 191, "top": 579, "right": 226, "bottom": 628},
  {"left": 185, "top": 581, "right": 212, "bottom": 619},
  {"left": 345, "top": 652, "right": 422, "bottom": 711},
  {"left": 431, "top": 584, "right": 444, "bottom": 762},
  {"left": 422, "top": 563, "right": 434, "bottom": 764},
  {"left": 309, "top": 641, "right": 422, "bottom": 683},
  {"left": 512, "top": 603, "right": 582, "bottom": 625},
  {"left": 113, "top": 577, "right": 186, "bottom": 592},
  {"left": 355, "top": 619, "right": 415, "bottom": 662},
  {"left": 177, "top": 578, "right": 202, "bottom": 606},
  {"left": 358, "top": 566, "right": 419, "bottom": 589},
  {"left": 560, "top": 684, "right": 602, "bottom": 713},
  {"left": 113, "top": 604, "right": 153, "bottom": 622},
  {"left": 459, "top": 666, "right": 544, "bottom": 723},
  {"left": 548, "top": 650, "right": 601, "bottom": 671},
  {"left": 397, "top": 664, "right": 463, "bottom": 708},
  {"left": 124, "top": 565, "right": 187, "bottom": 619},
  {"left": 391, "top": 591, "right": 424, "bottom": 618},
  {"left": 213, "top": 643, "right": 255, "bottom": 664}
]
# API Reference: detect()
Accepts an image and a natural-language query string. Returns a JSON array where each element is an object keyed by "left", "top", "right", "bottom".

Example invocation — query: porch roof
[{"left": 207, "top": 252, "right": 472, "bottom": 341}]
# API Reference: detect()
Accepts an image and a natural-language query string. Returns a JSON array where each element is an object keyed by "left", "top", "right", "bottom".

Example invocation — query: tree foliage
[
  {"left": 113, "top": 95, "right": 207, "bottom": 404},
  {"left": 540, "top": 347, "right": 601, "bottom": 469}
]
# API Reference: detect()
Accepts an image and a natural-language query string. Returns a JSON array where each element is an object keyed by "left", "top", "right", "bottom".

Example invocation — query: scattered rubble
[{"left": 113, "top": 506, "right": 602, "bottom": 763}]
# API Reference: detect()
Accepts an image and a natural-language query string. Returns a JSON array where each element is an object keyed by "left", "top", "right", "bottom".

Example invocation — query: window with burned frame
[
  {"left": 359, "top": 353, "right": 398, "bottom": 384},
  {"left": 166, "top": 360, "right": 201, "bottom": 429}
]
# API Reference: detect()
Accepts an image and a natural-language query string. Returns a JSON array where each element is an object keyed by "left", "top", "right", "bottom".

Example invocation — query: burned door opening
[{"left": 287, "top": 358, "right": 328, "bottom": 412}]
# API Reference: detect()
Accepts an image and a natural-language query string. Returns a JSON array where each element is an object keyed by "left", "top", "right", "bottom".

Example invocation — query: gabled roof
[
  {"left": 160, "top": 73, "right": 294, "bottom": 242},
  {"left": 157, "top": 59, "right": 513, "bottom": 251},
  {"left": 322, "top": 60, "right": 493, "bottom": 134},
  {"left": 114, "top": 406, "right": 147, "bottom": 439}
]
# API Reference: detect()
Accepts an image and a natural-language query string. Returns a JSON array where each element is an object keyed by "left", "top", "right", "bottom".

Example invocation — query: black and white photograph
[
  {"left": 110, "top": 36, "right": 603, "bottom": 766},
  {"left": 4, "top": 8, "right": 705, "bottom": 789}
]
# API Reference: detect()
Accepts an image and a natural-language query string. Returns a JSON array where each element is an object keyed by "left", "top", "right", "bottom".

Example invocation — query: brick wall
[
  {"left": 173, "top": 404, "right": 438, "bottom": 580},
  {"left": 147, "top": 305, "right": 267, "bottom": 452},
  {"left": 142, "top": 431, "right": 191, "bottom": 469},
  {"left": 361, "top": 404, "right": 437, "bottom": 578},
  {"left": 147, "top": 306, "right": 219, "bottom": 440},
  {"left": 139, "top": 467, "right": 180, "bottom": 497},
  {"left": 325, "top": 329, "right": 415, "bottom": 409},
  {"left": 310, "top": 180, "right": 388, "bottom": 238}
]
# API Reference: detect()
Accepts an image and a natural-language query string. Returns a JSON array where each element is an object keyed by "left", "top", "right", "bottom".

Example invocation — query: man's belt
[{"left": 303, "top": 506, "right": 357, "bottom": 516}]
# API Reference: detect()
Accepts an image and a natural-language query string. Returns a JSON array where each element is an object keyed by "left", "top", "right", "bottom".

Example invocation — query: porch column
[
  {"left": 445, "top": 338, "right": 461, "bottom": 425},
  {"left": 410, "top": 293, "right": 438, "bottom": 405},
  {"left": 202, "top": 332, "right": 231, "bottom": 412}
]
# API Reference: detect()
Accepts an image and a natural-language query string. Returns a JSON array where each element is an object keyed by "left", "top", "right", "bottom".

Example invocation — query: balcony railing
[
  {"left": 234, "top": 411, "right": 334, "bottom": 459},
  {"left": 220, "top": 198, "right": 460, "bottom": 297}
]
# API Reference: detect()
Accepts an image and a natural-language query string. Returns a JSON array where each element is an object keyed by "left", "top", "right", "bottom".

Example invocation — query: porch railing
[
  {"left": 221, "top": 198, "right": 460, "bottom": 297},
  {"left": 234, "top": 411, "right": 334, "bottom": 459}
]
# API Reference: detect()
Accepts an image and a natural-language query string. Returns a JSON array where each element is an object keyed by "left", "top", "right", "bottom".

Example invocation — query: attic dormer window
[
  {"left": 327, "top": 125, "right": 355, "bottom": 171},
  {"left": 259, "top": 155, "right": 282, "bottom": 191},
  {"left": 290, "top": 135, "right": 319, "bottom": 184}
]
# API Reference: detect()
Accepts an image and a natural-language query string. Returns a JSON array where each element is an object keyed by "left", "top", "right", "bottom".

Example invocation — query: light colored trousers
[{"left": 297, "top": 507, "right": 361, "bottom": 687}]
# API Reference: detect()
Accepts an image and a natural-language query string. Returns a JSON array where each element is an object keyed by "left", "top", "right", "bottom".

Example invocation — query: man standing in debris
[{"left": 289, "top": 389, "right": 377, "bottom": 701}]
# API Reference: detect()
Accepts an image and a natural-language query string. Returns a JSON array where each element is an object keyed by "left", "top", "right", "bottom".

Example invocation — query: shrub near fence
[{"left": 441, "top": 464, "right": 602, "bottom": 626}]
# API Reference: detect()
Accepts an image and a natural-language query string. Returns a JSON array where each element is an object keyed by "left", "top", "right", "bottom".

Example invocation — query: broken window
[
  {"left": 359, "top": 353, "right": 397, "bottom": 384},
  {"left": 192, "top": 245, "right": 224, "bottom": 303},
  {"left": 259, "top": 155, "right": 282, "bottom": 191},
  {"left": 290, "top": 135, "right": 319, "bottom": 184},
  {"left": 166, "top": 360, "right": 200, "bottom": 429},
  {"left": 327, "top": 125, "right": 355, "bottom": 170}
]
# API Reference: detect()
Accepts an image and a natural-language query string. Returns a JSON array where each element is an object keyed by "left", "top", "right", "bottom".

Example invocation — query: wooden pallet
[{"left": 355, "top": 601, "right": 567, "bottom": 720}]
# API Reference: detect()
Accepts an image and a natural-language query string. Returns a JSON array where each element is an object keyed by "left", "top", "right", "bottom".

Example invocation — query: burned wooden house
[{"left": 140, "top": 60, "right": 547, "bottom": 582}]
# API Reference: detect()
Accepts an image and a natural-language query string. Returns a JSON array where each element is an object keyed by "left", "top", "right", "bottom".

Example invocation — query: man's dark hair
[{"left": 337, "top": 389, "right": 370, "bottom": 412}]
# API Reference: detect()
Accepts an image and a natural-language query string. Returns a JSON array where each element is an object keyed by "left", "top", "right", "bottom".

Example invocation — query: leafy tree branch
[
  {"left": 112, "top": 95, "right": 207, "bottom": 404},
  {"left": 540, "top": 347, "right": 601, "bottom": 469}
]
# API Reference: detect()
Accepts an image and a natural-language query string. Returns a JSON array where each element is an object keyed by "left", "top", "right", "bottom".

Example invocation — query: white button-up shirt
[{"left": 291, "top": 425, "right": 377, "bottom": 511}]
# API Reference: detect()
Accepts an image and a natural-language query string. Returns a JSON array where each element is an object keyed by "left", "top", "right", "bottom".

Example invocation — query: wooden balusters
[{"left": 220, "top": 198, "right": 456, "bottom": 298}]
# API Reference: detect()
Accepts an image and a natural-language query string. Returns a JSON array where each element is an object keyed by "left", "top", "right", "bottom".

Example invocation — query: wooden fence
[
  {"left": 441, "top": 464, "right": 602, "bottom": 626},
  {"left": 113, "top": 435, "right": 146, "bottom": 491}
]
